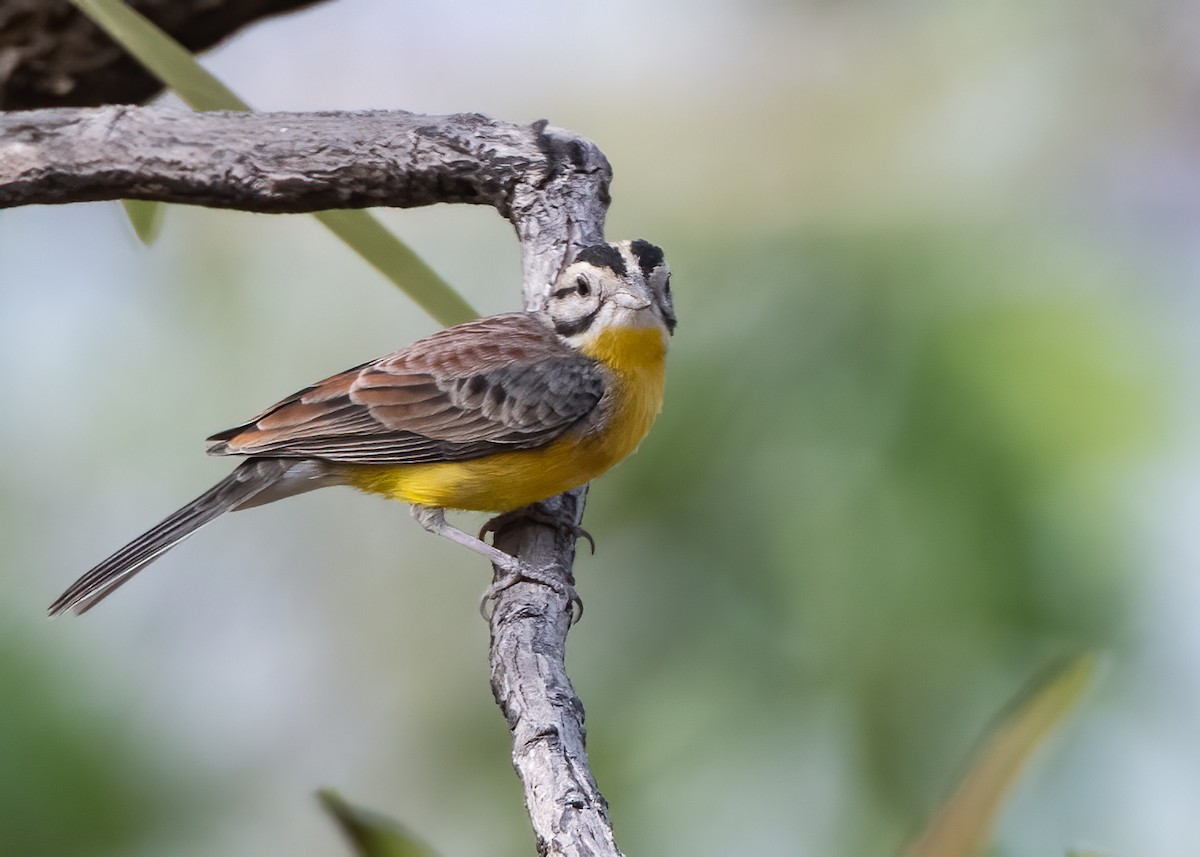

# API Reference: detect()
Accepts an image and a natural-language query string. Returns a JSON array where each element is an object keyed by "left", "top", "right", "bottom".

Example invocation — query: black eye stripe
[{"left": 554, "top": 307, "right": 600, "bottom": 338}]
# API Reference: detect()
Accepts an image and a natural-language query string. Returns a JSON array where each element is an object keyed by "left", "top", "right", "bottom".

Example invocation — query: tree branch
[
  {"left": 0, "top": 105, "right": 611, "bottom": 304},
  {"left": 0, "top": 0, "right": 332, "bottom": 110},
  {"left": 489, "top": 487, "right": 623, "bottom": 857},
  {"left": 0, "top": 103, "right": 619, "bottom": 854}
]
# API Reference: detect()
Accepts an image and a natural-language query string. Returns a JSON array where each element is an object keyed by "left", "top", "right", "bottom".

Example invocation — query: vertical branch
[
  {"left": 490, "top": 123, "right": 622, "bottom": 856},
  {"left": 512, "top": 122, "right": 612, "bottom": 311},
  {"left": 488, "top": 488, "right": 622, "bottom": 857}
]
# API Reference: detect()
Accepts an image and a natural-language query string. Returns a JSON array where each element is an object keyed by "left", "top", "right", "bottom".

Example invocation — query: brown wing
[{"left": 206, "top": 313, "right": 606, "bottom": 464}]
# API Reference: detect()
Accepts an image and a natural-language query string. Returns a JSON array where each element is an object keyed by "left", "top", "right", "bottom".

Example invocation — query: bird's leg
[
  {"left": 411, "top": 504, "right": 525, "bottom": 573},
  {"left": 411, "top": 505, "right": 581, "bottom": 620}
]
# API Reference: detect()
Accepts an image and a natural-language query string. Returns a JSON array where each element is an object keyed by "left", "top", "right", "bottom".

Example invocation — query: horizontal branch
[
  {"left": 0, "top": 105, "right": 605, "bottom": 214},
  {"left": 0, "top": 104, "right": 611, "bottom": 303}
]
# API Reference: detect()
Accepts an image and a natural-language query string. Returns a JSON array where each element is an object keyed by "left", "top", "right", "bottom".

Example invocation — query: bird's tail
[{"left": 49, "top": 458, "right": 296, "bottom": 616}]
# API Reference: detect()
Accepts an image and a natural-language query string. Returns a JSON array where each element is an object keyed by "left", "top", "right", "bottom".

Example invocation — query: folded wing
[{"left": 207, "top": 313, "right": 606, "bottom": 464}]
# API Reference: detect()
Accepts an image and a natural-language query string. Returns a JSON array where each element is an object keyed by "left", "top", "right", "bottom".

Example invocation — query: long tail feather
[{"left": 49, "top": 459, "right": 293, "bottom": 616}]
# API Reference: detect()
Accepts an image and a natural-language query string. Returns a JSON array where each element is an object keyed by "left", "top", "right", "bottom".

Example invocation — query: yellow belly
[{"left": 343, "top": 326, "right": 667, "bottom": 512}]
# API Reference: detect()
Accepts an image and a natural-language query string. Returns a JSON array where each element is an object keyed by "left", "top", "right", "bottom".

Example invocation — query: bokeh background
[{"left": 3, "top": 0, "right": 1200, "bottom": 854}]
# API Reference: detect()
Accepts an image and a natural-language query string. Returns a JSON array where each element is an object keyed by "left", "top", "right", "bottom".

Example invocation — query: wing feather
[{"left": 206, "top": 313, "right": 605, "bottom": 465}]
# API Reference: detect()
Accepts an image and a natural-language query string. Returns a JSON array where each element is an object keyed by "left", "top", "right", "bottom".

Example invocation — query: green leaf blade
[
  {"left": 314, "top": 211, "right": 477, "bottom": 326},
  {"left": 69, "top": 0, "right": 249, "bottom": 112},
  {"left": 69, "top": 0, "right": 478, "bottom": 325},
  {"left": 905, "top": 654, "right": 1098, "bottom": 857},
  {"left": 121, "top": 199, "right": 166, "bottom": 244},
  {"left": 318, "top": 789, "right": 439, "bottom": 857}
]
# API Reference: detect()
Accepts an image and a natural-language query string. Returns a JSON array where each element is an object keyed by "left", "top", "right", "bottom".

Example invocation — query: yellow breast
[{"left": 345, "top": 326, "right": 667, "bottom": 511}]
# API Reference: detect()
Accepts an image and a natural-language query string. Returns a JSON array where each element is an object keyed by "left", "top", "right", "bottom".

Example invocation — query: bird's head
[{"left": 545, "top": 240, "right": 675, "bottom": 349}]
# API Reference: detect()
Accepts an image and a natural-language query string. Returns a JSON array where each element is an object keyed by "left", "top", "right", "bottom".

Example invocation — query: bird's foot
[
  {"left": 409, "top": 504, "right": 583, "bottom": 624},
  {"left": 479, "top": 554, "right": 583, "bottom": 625},
  {"left": 479, "top": 504, "right": 596, "bottom": 555}
]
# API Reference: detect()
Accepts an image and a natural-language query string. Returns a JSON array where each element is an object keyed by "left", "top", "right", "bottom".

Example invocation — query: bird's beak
[{"left": 611, "top": 289, "right": 652, "bottom": 310}]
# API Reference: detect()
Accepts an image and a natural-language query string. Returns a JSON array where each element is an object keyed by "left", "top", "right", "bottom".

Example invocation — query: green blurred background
[{"left": 2, "top": 0, "right": 1199, "bottom": 854}]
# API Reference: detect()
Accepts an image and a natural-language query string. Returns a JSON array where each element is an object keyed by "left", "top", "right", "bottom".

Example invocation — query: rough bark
[
  {"left": 0, "top": 102, "right": 620, "bottom": 855},
  {"left": 489, "top": 487, "right": 623, "bottom": 857},
  {"left": 0, "top": 105, "right": 612, "bottom": 305},
  {"left": 0, "top": 0, "right": 331, "bottom": 110}
]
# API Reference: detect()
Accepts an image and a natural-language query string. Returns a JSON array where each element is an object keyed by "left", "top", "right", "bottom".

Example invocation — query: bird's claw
[
  {"left": 479, "top": 559, "right": 583, "bottom": 625},
  {"left": 479, "top": 506, "right": 596, "bottom": 555}
]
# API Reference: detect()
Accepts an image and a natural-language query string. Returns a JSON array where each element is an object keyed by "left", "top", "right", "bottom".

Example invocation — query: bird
[{"left": 49, "top": 240, "right": 675, "bottom": 616}]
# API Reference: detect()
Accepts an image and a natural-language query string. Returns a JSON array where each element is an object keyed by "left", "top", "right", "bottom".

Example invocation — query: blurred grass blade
[
  {"left": 318, "top": 789, "right": 438, "bottom": 857},
  {"left": 69, "top": 0, "right": 477, "bottom": 326},
  {"left": 121, "top": 199, "right": 165, "bottom": 244},
  {"left": 315, "top": 211, "right": 477, "bottom": 325},
  {"left": 69, "top": 0, "right": 248, "bottom": 111},
  {"left": 904, "top": 654, "right": 1098, "bottom": 857}
]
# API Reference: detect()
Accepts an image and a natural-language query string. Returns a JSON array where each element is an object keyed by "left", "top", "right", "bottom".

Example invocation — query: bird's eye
[{"left": 576, "top": 276, "right": 591, "bottom": 297}]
